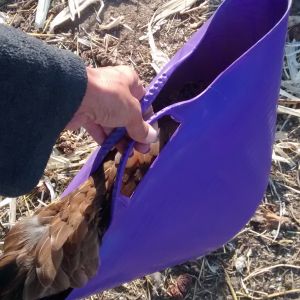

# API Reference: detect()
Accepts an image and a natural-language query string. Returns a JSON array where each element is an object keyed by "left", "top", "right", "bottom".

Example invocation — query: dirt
[
  {"left": 48, "top": 0, "right": 196, "bottom": 84},
  {"left": 0, "top": 0, "right": 300, "bottom": 299}
]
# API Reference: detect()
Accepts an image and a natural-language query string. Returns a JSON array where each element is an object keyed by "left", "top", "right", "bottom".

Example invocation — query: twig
[
  {"left": 28, "top": 32, "right": 57, "bottom": 37},
  {"left": 96, "top": 0, "right": 105, "bottom": 23},
  {"left": 0, "top": 198, "right": 14, "bottom": 208},
  {"left": 278, "top": 105, "right": 300, "bottom": 118},
  {"left": 98, "top": 16, "right": 124, "bottom": 31},
  {"left": 235, "top": 292, "right": 268, "bottom": 299},
  {"left": 180, "top": 1, "right": 208, "bottom": 15},
  {"left": 276, "top": 182, "right": 300, "bottom": 194},
  {"left": 289, "top": 203, "right": 300, "bottom": 226},
  {"left": 278, "top": 98, "right": 300, "bottom": 104},
  {"left": 244, "top": 264, "right": 300, "bottom": 281},
  {"left": 35, "top": 0, "right": 52, "bottom": 29},
  {"left": 240, "top": 277, "right": 250, "bottom": 296},
  {"left": 237, "top": 289, "right": 300, "bottom": 299},
  {"left": 224, "top": 270, "right": 238, "bottom": 300},
  {"left": 266, "top": 289, "right": 300, "bottom": 299},
  {"left": 9, "top": 198, "right": 16, "bottom": 228},
  {"left": 23, "top": 0, "right": 36, "bottom": 9},
  {"left": 50, "top": 0, "right": 98, "bottom": 32},
  {"left": 191, "top": 258, "right": 206, "bottom": 300},
  {"left": 280, "top": 89, "right": 300, "bottom": 101},
  {"left": 44, "top": 178, "right": 56, "bottom": 202},
  {"left": 247, "top": 229, "right": 293, "bottom": 245},
  {"left": 43, "top": 13, "right": 53, "bottom": 33}
]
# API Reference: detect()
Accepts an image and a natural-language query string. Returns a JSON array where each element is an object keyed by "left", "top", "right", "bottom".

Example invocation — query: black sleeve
[{"left": 0, "top": 24, "right": 87, "bottom": 197}]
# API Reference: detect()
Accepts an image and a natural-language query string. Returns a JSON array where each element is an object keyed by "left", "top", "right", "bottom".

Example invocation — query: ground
[{"left": 0, "top": 0, "right": 300, "bottom": 299}]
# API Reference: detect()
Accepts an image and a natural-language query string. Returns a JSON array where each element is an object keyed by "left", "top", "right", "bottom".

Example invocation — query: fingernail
[
  {"left": 144, "top": 125, "right": 158, "bottom": 144},
  {"left": 136, "top": 143, "right": 150, "bottom": 154},
  {"left": 114, "top": 152, "right": 122, "bottom": 164}
]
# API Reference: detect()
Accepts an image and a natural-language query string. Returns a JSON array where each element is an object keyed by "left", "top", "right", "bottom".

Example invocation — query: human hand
[{"left": 66, "top": 66, "right": 158, "bottom": 153}]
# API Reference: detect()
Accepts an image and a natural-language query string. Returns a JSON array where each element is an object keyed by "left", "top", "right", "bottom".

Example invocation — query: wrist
[
  {"left": 66, "top": 67, "right": 98, "bottom": 130},
  {"left": 81, "top": 67, "right": 101, "bottom": 120}
]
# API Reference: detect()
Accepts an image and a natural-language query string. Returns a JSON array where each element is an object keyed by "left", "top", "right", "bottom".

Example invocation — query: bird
[
  {"left": 0, "top": 159, "right": 106, "bottom": 300},
  {"left": 0, "top": 109, "right": 181, "bottom": 300},
  {"left": 0, "top": 142, "right": 160, "bottom": 300}
]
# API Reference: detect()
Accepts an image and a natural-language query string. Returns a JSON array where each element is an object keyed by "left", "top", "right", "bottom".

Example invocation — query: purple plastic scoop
[{"left": 65, "top": 0, "right": 291, "bottom": 298}]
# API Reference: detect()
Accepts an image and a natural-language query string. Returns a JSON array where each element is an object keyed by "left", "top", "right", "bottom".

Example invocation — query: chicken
[
  {"left": 0, "top": 106, "right": 182, "bottom": 300},
  {"left": 0, "top": 142, "right": 160, "bottom": 300},
  {"left": 0, "top": 163, "right": 106, "bottom": 300}
]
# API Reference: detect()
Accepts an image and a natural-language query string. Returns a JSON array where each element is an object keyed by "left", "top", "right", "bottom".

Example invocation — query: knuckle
[
  {"left": 117, "top": 65, "right": 131, "bottom": 74},
  {"left": 118, "top": 65, "right": 138, "bottom": 82}
]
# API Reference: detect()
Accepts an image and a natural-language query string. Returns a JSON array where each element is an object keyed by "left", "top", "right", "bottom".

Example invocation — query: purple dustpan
[{"left": 64, "top": 0, "right": 291, "bottom": 298}]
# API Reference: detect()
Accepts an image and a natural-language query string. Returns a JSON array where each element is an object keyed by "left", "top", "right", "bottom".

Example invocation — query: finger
[
  {"left": 84, "top": 121, "right": 107, "bottom": 145},
  {"left": 115, "top": 138, "right": 129, "bottom": 153},
  {"left": 116, "top": 65, "right": 137, "bottom": 81},
  {"left": 142, "top": 106, "right": 159, "bottom": 135},
  {"left": 143, "top": 105, "right": 158, "bottom": 128},
  {"left": 134, "top": 143, "right": 150, "bottom": 154},
  {"left": 131, "top": 81, "right": 145, "bottom": 101},
  {"left": 126, "top": 117, "right": 158, "bottom": 144},
  {"left": 102, "top": 127, "right": 128, "bottom": 153},
  {"left": 143, "top": 105, "right": 154, "bottom": 119},
  {"left": 117, "top": 66, "right": 145, "bottom": 100},
  {"left": 125, "top": 99, "right": 158, "bottom": 144},
  {"left": 103, "top": 126, "right": 113, "bottom": 136}
]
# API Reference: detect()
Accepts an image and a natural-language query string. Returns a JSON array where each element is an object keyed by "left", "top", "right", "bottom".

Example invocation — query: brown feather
[
  {"left": 36, "top": 237, "right": 56, "bottom": 287},
  {"left": 50, "top": 222, "right": 74, "bottom": 251},
  {"left": 0, "top": 143, "right": 160, "bottom": 300}
]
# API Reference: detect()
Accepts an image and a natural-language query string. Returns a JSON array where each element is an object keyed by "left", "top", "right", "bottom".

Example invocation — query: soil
[{"left": 0, "top": 0, "right": 300, "bottom": 300}]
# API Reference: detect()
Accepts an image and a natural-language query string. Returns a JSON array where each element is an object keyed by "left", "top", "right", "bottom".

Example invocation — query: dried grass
[{"left": 0, "top": 0, "right": 300, "bottom": 299}]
